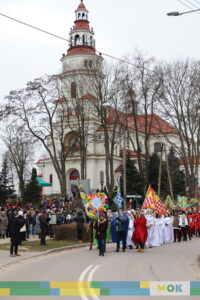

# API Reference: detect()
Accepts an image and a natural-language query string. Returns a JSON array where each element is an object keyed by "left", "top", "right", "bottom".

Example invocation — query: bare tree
[
  {"left": 3, "top": 75, "right": 76, "bottom": 197},
  {"left": 120, "top": 52, "right": 164, "bottom": 192},
  {"left": 1, "top": 124, "right": 34, "bottom": 198},
  {"left": 160, "top": 59, "right": 200, "bottom": 197}
]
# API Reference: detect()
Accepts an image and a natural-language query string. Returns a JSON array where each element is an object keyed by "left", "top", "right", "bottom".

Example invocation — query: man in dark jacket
[
  {"left": 10, "top": 209, "right": 25, "bottom": 257},
  {"left": 94, "top": 213, "right": 108, "bottom": 256},
  {"left": 75, "top": 211, "right": 85, "bottom": 241},
  {"left": 39, "top": 210, "right": 49, "bottom": 246},
  {"left": 116, "top": 208, "right": 129, "bottom": 252}
]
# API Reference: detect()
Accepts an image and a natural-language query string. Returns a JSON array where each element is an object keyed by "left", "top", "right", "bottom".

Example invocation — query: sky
[{"left": 0, "top": 0, "right": 200, "bottom": 158}]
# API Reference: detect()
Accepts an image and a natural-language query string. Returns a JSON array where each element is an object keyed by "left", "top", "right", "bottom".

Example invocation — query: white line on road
[
  {"left": 78, "top": 265, "right": 94, "bottom": 300},
  {"left": 87, "top": 265, "right": 100, "bottom": 300}
]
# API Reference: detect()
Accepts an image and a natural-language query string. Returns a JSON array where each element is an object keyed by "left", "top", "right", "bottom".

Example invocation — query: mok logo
[{"left": 150, "top": 281, "right": 190, "bottom": 296}]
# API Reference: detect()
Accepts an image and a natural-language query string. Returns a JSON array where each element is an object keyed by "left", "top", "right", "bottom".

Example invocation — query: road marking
[
  {"left": 78, "top": 265, "right": 94, "bottom": 300},
  {"left": 87, "top": 265, "right": 100, "bottom": 300}
]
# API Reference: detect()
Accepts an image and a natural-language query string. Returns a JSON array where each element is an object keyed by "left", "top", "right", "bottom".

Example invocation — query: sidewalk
[{"left": 0, "top": 237, "right": 89, "bottom": 268}]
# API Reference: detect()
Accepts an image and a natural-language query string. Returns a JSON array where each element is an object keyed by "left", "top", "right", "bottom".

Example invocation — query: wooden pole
[
  {"left": 164, "top": 145, "right": 174, "bottom": 201},
  {"left": 123, "top": 129, "right": 127, "bottom": 211},
  {"left": 158, "top": 144, "right": 163, "bottom": 197}
]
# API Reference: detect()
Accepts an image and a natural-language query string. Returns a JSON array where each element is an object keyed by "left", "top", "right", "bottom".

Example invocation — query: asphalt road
[{"left": 0, "top": 238, "right": 199, "bottom": 300}]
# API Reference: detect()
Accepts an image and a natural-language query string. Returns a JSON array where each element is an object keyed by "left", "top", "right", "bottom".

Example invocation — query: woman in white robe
[
  {"left": 126, "top": 211, "right": 134, "bottom": 248},
  {"left": 152, "top": 214, "right": 163, "bottom": 247},
  {"left": 164, "top": 213, "right": 173, "bottom": 243},
  {"left": 145, "top": 211, "right": 155, "bottom": 248}
]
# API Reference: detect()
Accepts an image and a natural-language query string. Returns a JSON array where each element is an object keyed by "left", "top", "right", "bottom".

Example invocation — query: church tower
[{"left": 60, "top": 0, "right": 103, "bottom": 100}]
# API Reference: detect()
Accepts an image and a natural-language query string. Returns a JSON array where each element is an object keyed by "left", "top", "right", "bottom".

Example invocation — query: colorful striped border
[{"left": 0, "top": 281, "right": 199, "bottom": 296}]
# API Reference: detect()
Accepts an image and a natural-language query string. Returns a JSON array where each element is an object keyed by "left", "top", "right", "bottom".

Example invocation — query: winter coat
[
  {"left": 10, "top": 215, "right": 25, "bottom": 243},
  {"left": 116, "top": 214, "right": 127, "bottom": 232},
  {"left": 0, "top": 214, "right": 8, "bottom": 230},
  {"left": 94, "top": 218, "right": 108, "bottom": 240},
  {"left": 39, "top": 215, "right": 49, "bottom": 233},
  {"left": 75, "top": 213, "right": 85, "bottom": 230}
]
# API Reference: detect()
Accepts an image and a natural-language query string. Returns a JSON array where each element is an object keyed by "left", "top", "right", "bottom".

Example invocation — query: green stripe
[
  {"left": 10, "top": 289, "right": 51, "bottom": 296},
  {"left": 190, "top": 288, "right": 200, "bottom": 296},
  {"left": 100, "top": 288, "right": 110, "bottom": 296},
  {"left": 0, "top": 282, "right": 41, "bottom": 288}
]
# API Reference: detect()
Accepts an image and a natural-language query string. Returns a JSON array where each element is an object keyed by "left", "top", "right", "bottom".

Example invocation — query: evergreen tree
[
  {"left": 148, "top": 153, "right": 168, "bottom": 197},
  {"left": 23, "top": 168, "right": 41, "bottom": 204},
  {"left": 168, "top": 147, "right": 185, "bottom": 196},
  {"left": 122, "top": 153, "right": 144, "bottom": 198},
  {"left": 0, "top": 158, "right": 15, "bottom": 204}
]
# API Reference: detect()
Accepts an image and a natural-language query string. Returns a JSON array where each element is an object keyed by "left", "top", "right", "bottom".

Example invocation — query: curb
[{"left": 0, "top": 243, "right": 90, "bottom": 269}]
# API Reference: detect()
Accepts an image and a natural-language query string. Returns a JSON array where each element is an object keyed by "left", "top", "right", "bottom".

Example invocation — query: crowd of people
[
  {"left": 93, "top": 208, "right": 200, "bottom": 256},
  {"left": 0, "top": 198, "right": 200, "bottom": 258}
]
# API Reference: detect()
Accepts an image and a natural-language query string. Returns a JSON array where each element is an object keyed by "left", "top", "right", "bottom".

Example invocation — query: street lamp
[{"left": 167, "top": 8, "right": 200, "bottom": 16}]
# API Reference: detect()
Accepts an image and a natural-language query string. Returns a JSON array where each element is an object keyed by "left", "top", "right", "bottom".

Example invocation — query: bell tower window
[{"left": 71, "top": 82, "right": 77, "bottom": 98}]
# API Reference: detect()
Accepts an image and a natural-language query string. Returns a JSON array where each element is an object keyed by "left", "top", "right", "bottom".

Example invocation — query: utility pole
[
  {"left": 123, "top": 129, "right": 127, "bottom": 211},
  {"left": 158, "top": 144, "right": 164, "bottom": 197},
  {"left": 164, "top": 145, "right": 174, "bottom": 201}
]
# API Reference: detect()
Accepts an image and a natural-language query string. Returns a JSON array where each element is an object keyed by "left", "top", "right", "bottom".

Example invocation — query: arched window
[
  {"left": 49, "top": 174, "right": 53, "bottom": 184},
  {"left": 70, "top": 169, "right": 80, "bottom": 180},
  {"left": 71, "top": 82, "right": 77, "bottom": 98},
  {"left": 64, "top": 132, "right": 80, "bottom": 153},
  {"left": 154, "top": 142, "right": 162, "bottom": 153},
  {"left": 89, "top": 60, "right": 93, "bottom": 68},
  {"left": 74, "top": 34, "right": 80, "bottom": 45},
  {"left": 82, "top": 13, "right": 85, "bottom": 18},
  {"left": 84, "top": 60, "right": 88, "bottom": 68},
  {"left": 78, "top": 13, "right": 81, "bottom": 19}
]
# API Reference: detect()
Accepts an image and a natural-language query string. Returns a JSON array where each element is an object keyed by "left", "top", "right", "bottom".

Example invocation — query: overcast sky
[{"left": 0, "top": 0, "right": 200, "bottom": 157}]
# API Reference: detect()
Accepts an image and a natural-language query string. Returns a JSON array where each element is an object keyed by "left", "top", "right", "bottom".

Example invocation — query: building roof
[
  {"left": 77, "top": 0, "right": 86, "bottom": 10},
  {"left": 80, "top": 93, "right": 96, "bottom": 100},
  {"left": 105, "top": 108, "right": 178, "bottom": 135}
]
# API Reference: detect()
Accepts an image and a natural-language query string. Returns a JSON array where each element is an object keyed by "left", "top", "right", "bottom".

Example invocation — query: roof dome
[{"left": 77, "top": 0, "right": 86, "bottom": 10}]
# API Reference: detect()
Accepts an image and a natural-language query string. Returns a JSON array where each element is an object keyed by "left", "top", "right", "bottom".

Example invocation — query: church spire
[{"left": 67, "top": 0, "right": 96, "bottom": 55}]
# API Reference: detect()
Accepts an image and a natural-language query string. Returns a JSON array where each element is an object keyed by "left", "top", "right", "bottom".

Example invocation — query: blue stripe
[
  {"left": 190, "top": 282, "right": 200, "bottom": 288},
  {"left": 99, "top": 282, "right": 140, "bottom": 289},
  {"left": 110, "top": 288, "right": 150, "bottom": 296}
]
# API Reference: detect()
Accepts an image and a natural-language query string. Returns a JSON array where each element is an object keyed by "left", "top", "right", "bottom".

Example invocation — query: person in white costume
[
  {"left": 164, "top": 212, "right": 173, "bottom": 243},
  {"left": 159, "top": 214, "right": 165, "bottom": 245},
  {"left": 152, "top": 213, "right": 164, "bottom": 247},
  {"left": 145, "top": 210, "right": 155, "bottom": 248},
  {"left": 126, "top": 211, "right": 135, "bottom": 249}
]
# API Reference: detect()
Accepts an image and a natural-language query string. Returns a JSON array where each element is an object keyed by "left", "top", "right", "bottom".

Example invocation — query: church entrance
[{"left": 69, "top": 169, "right": 80, "bottom": 180}]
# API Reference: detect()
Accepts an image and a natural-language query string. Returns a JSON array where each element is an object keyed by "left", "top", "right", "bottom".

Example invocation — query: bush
[{"left": 53, "top": 223, "right": 89, "bottom": 242}]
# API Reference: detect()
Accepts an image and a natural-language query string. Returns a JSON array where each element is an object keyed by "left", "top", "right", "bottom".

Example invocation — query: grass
[{"left": 0, "top": 239, "right": 86, "bottom": 252}]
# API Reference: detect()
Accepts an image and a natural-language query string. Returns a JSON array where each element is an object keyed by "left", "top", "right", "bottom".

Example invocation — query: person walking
[
  {"left": 39, "top": 210, "right": 49, "bottom": 246},
  {"left": 173, "top": 211, "right": 181, "bottom": 242},
  {"left": 132, "top": 209, "right": 147, "bottom": 253},
  {"left": 10, "top": 209, "right": 25, "bottom": 257},
  {"left": 115, "top": 208, "right": 129, "bottom": 252},
  {"left": 94, "top": 213, "right": 108, "bottom": 256}
]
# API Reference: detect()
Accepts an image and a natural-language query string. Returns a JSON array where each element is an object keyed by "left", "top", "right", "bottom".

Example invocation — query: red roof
[
  {"left": 81, "top": 93, "right": 96, "bottom": 100},
  {"left": 77, "top": 0, "right": 86, "bottom": 10},
  {"left": 67, "top": 46, "right": 96, "bottom": 56},
  {"left": 54, "top": 97, "right": 67, "bottom": 104},
  {"left": 179, "top": 157, "right": 200, "bottom": 165}
]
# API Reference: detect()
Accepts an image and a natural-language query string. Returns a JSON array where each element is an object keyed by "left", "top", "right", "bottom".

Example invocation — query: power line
[
  {"left": 184, "top": 0, "right": 200, "bottom": 9},
  {"left": 177, "top": 0, "right": 200, "bottom": 14},
  {"left": 192, "top": 0, "right": 200, "bottom": 6},
  {"left": 0, "top": 12, "right": 69, "bottom": 43},
  {"left": 0, "top": 12, "right": 135, "bottom": 67}
]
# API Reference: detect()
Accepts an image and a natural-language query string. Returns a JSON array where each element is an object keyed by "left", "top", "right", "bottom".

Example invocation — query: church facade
[{"left": 36, "top": 1, "right": 188, "bottom": 196}]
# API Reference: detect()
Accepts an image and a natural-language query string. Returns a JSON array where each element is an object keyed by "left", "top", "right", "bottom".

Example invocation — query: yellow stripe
[
  {"left": 50, "top": 281, "right": 89, "bottom": 288},
  {"left": 60, "top": 288, "right": 100, "bottom": 296},
  {"left": 140, "top": 281, "right": 150, "bottom": 289},
  {"left": 0, "top": 289, "right": 10, "bottom": 296}
]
